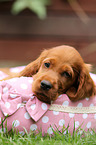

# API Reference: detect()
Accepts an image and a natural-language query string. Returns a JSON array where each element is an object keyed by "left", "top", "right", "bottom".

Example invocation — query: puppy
[{"left": 1, "top": 45, "right": 96, "bottom": 104}]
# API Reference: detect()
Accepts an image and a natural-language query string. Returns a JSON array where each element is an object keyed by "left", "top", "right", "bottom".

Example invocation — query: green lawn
[{"left": 0, "top": 126, "right": 96, "bottom": 145}]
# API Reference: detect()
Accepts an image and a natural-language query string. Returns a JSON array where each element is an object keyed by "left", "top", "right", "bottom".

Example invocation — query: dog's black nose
[{"left": 41, "top": 80, "right": 52, "bottom": 90}]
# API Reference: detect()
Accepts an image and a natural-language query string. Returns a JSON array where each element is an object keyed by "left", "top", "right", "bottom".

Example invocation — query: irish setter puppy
[{"left": 2, "top": 45, "right": 96, "bottom": 104}]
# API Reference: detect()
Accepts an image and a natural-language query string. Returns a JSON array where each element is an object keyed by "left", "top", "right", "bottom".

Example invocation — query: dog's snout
[{"left": 41, "top": 80, "right": 52, "bottom": 90}]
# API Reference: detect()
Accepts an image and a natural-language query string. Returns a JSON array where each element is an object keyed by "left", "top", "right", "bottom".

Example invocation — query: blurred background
[{"left": 0, "top": 0, "right": 96, "bottom": 73}]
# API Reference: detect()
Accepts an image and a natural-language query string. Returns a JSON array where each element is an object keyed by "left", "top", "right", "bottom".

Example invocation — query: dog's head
[{"left": 20, "top": 45, "right": 96, "bottom": 104}]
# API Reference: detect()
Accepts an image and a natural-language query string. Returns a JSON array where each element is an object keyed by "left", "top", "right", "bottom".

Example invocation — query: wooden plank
[
  {"left": 0, "top": 14, "right": 96, "bottom": 39},
  {"left": 0, "top": 0, "right": 96, "bottom": 67},
  {"left": 0, "top": 0, "right": 96, "bottom": 13},
  {"left": 0, "top": 39, "right": 96, "bottom": 64},
  {"left": 0, "top": 39, "right": 76, "bottom": 61},
  {"left": 49, "top": 0, "right": 96, "bottom": 13}
]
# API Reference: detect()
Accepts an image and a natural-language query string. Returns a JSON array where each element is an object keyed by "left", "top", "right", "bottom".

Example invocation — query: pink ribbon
[
  {"left": 0, "top": 82, "right": 50, "bottom": 122},
  {"left": 26, "top": 97, "right": 50, "bottom": 122}
]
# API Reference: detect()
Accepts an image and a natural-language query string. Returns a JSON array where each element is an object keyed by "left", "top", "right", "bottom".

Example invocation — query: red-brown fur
[{"left": 1, "top": 45, "right": 96, "bottom": 104}]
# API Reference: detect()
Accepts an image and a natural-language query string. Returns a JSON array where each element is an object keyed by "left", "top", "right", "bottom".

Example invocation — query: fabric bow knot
[{"left": 0, "top": 82, "right": 50, "bottom": 122}]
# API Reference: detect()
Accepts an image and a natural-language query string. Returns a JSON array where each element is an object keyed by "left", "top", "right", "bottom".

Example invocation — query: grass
[
  {"left": 0, "top": 129, "right": 96, "bottom": 145},
  {"left": 0, "top": 125, "right": 96, "bottom": 145}
]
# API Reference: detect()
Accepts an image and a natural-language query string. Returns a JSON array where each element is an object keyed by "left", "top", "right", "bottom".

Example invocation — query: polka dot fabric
[{"left": 0, "top": 67, "right": 96, "bottom": 135}]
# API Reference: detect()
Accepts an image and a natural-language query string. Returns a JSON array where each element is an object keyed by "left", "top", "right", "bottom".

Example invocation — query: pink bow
[
  {"left": 26, "top": 97, "right": 50, "bottom": 122},
  {"left": 0, "top": 82, "right": 50, "bottom": 122}
]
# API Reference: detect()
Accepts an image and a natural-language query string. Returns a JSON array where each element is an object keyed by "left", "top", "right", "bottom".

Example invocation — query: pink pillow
[{"left": 0, "top": 67, "right": 96, "bottom": 135}]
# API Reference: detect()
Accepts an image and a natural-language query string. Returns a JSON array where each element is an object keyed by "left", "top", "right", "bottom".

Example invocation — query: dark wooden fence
[{"left": 0, "top": 0, "right": 96, "bottom": 68}]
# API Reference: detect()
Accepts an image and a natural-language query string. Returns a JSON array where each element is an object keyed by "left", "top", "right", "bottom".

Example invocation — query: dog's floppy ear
[
  {"left": 66, "top": 64, "right": 95, "bottom": 101},
  {"left": 19, "top": 49, "right": 48, "bottom": 77}
]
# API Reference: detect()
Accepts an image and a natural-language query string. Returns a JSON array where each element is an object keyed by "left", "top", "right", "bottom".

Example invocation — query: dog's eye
[
  {"left": 44, "top": 62, "right": 50, "bottom": 68},
  {"left": 61, "top": 71, "right": 71, "bottom": 78}
]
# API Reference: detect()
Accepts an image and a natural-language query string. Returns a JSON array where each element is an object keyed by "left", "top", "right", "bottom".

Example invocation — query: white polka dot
[
  {"left": 20, "top": 104, "right": 24, "bottom": 108},
  {"left": 47, "top": 127, "right": 53, "bottom": 135},
  {"left": 28, "top": 79, "right": 33, "bottom": 84},
  {"left": 75, "top": 121, "right": 79, "bottom": 128},
  {"left": 63, "top": 130, "right": 69, "bottom": 134},
  {"left": 0, "top": 128, "right": 6, "bottom": 133},
  {"left": 94, "top": 114, "right": 96, "bottom": 119},
  {"left": 58, "top": 95, "right": 62, "bottom": 98},
  {"left": 9, "top": 78, "right": 17, "bottom": 82},
  {"left": 77, "top": 130, "right": 83, "bottom": 135},
  {"left": 90, "top": 104, "right": 94, "bottom": 107},
  {"left": 42, "top": 116, "right": 49, "bottom": 123},
  {"left": 0, "top": 77, "right": 3, "bottom": 80},
  {"left": 19, "top": 131, "right": 25, "bottom": 136},
  {"left": 17, "top": 103, "right": 22, "bottom": 109},
  {"left": 4, "top": 113, "right": 8, "bottom": 116},
  {"left": 69, "top": 113, "right": 75, "bottom": 118},
  {"left": 24, "top": 112, "right": 31, "bottom": 119},
  {"left": 30, "top": 96, "right": 34, "bottom": 100},
  {"left": 62, "top": 101, "right": 69, "bottom": 106},
  {"left": 53, "top": 111, "right": 59, "bottom": 115},
  {"left": 77, "top": 103, "right": 83, "bottom": 107},
  {"left": 20, "top": 84, "right": 28, "bottom": 90},
  {"left": 31, "top": 104, "right": 36, "bottom": 110},
  {"left": 10, "top": 68, "right": 19, "bottom": 73},
  {"left": 3, "top": 87, "right": 8, "bottom": 94},
  {"left": 12, "top": 120, "right": 20, "bottom": 127},
  {"left": 10, "top": 94, "right": 18, "bottom": 98},
  {"left": 59, "top": 119, "right": 65, "bottom": 126},
  {"left": 90, "top": 131, "right": 93, "bottom": 135},
  {"left": 23, "top": 101, "right": 27, "bottom": 104},
  {"left": 86, "top": 97, "right": 89, "bottom": 101},
  {"left": 87, "top": 122, "right": 91, "bottom": 129},
  {"left": 5, "top": 102, "right": 10, "bottom": 109},
  {"left": 30, "top": 124, "right": 37, "bottom": 131},
  {"left": 83, "top": 114, "right": 88, "bottom": 119},
  {"left": 41, "top": 103, "right": 47, "bottom": 110}
]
